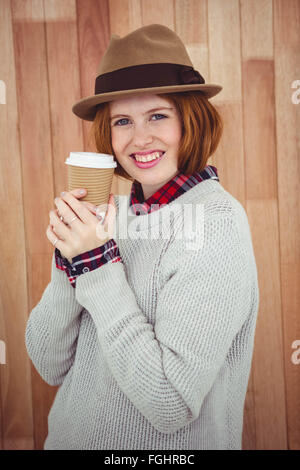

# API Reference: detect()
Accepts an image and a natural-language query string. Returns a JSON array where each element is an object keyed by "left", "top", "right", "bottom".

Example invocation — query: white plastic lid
[{"left": 65, "top": 152, "right": 117, "bottom": 169}]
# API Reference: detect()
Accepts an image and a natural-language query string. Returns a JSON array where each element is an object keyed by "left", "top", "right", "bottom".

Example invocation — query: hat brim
[{"left": 72, "top": 84, "right": 223, "bottom": 121}]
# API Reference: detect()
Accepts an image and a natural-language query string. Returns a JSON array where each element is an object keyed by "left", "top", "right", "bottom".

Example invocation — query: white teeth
[{"left": 133, "top": 151, "right": 163, "bottom": 162}]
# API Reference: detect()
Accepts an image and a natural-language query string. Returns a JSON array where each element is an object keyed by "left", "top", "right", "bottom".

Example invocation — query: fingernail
[{"left": 79, "top": 189, "right": 86, "bottom": 194}]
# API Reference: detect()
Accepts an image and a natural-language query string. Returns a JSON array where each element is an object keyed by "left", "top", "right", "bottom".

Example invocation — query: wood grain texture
[
  {"left": 240, "top": 0, "right": 273, "bottom": 59},
  {"left": 76, "top": 0, "right": 110, "bottom": 151},
  {"left": 141, "top": 0, "right": 174, "bottom": 29},
  {"left": 247, "top": 200, "right": 288, "bottom": 449},
  {"left": 44, "top": 0, "right": 83, "bottom": 199},
  {"left": 12, "top": 0, "right": 45, "bottom": 21},
  {"left": 211, "top": 102, "right": 245, "bottom": 202},
  {"left": 243, "top": 60, "right": 277, "bottom": 199},
  {"left": 240, "top": 0, "right": 288, "bottom": 449},
  {"left": 208, "top": 0, "right": 245, "bottom": 202},
  {"left": 208, "top": 0, "right": 242, "bottom": 99},
  {"left": 0, "top": 0, "right": 33, "bottom": 450},
  {"left": 11, "top": 0, "right": 58, "bottom": 450},
  {"left": 0, "top": 0, "right": 299, "bottom": 450},
  {"left": 273, "top": 0, "right": 300, "bottom": 450},
  {"left": 205, "top": 1, "right": 244, "bottom": 201},
  {"left": 244, "top": 105, "right": 286, "bottom": 432},
  {"left": 109, "top": 0, "right": 132, "bottom": 34},
  {"left": 175, "top": 0, "right": 209, "bottom": 97}
]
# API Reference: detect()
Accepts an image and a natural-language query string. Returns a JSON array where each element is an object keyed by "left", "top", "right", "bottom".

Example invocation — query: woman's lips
[{"left": 130, "top": 152, "right": 165, "bottom": 169}]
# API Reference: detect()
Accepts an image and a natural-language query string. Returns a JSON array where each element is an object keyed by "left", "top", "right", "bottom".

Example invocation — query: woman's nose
[{"left": 131, "top": 123, "right": 153, "bottom": 146}]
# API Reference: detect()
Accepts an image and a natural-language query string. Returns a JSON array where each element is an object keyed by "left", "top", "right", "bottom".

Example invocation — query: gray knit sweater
[{"left": 25, "top": 179, "right": 259, "bottom": 450}]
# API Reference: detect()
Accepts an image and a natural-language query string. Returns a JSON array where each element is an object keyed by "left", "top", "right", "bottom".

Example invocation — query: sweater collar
[{"left": 130, "top": 165, "right": 219, "bottom": 215}]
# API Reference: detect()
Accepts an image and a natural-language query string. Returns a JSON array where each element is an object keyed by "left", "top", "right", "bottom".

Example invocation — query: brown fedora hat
[{"left": 72, "top": 24, "right": 223, "bottom": 121}]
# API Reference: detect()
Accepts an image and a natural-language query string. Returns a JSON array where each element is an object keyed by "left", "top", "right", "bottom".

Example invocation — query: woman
[{"left": 25, "top": 24, "right": 259, "bottom": 450}]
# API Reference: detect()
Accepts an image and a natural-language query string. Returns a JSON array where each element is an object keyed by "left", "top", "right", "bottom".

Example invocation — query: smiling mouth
[{"left": 130, "top": 151, "right": 165, "bottom": 162}]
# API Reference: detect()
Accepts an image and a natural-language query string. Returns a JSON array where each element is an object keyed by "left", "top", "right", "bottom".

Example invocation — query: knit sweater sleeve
[
  {"left": 74, "top": 213, "right": 253, "bottom": 434},
  {"left": 25, "top": 251, "right": 83, "bottom": 386}
]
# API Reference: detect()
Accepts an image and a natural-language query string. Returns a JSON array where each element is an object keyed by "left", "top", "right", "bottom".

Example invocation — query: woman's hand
[{"left": 46, "top": 188, "right": 117, "bottom": 264}]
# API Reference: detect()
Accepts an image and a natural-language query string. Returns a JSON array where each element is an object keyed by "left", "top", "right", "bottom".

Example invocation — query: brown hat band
[{"left": 94, "top": 63, "right": 205, "bottom": 95}]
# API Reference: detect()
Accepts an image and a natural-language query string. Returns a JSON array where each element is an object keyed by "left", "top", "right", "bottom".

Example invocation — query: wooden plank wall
[{"left": 0, "top": 0, "right": 299, "bottom": 450}]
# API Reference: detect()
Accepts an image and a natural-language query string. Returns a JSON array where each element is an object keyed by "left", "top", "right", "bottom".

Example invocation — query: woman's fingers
[
  {"left": 58, "top": 191, "right": 96, "bottom": 225},
  {"left": 54, "top": 199, "right": 100, "bottom": 228},
  {"left": 70, "top": 188, "right": 87, "bottom": 198},
  {"left": 53, "top": 188, "right": 87, "bottom": 219},
  {"left": 81, "top": 200, "right": 98, "bottom": 214},
  {"left": 46, "top": 223, "right": 64, "bottom": 245},
  {"left": 52, "top": 188, "right": 107, "bottom": 231},
  {"left": 97, "top": 194, "right": 116, "bottom": 237},
  {"left": 49, "top": 209, "right": 70, "bottom": 239},
  {"left": 65, "top": 191, "right": 100, "bottom": 216}
]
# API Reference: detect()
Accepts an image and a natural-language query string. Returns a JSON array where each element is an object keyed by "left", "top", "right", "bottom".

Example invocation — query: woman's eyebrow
[{"left": 110, "top": 107, "right": 174, "bottom": 120}]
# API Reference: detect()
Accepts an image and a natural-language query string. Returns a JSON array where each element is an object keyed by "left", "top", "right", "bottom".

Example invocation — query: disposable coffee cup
[{"left": 65, "top": 152, "right": 117, "bottom": 221}]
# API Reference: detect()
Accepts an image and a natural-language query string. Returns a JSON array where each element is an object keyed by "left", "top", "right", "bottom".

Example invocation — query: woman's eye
[
  {"left": 114, "top": 118, "right": 129, "bottom": 126},
  {"left": 113, "top": 114, "right": 167, "bottom": 126},
  {"left": 152, "top": 113, "right": 166, "bottom": 121}
]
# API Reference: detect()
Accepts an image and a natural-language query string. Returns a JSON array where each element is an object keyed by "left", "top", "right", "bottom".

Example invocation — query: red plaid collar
[{"left": 130, "top": 165, "right": 219, "bottom": 215}]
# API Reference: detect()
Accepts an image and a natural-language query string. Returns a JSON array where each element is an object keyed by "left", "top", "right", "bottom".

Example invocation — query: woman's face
[{"left": 109, "top": 93, "right": 182, "bottom": 200}]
